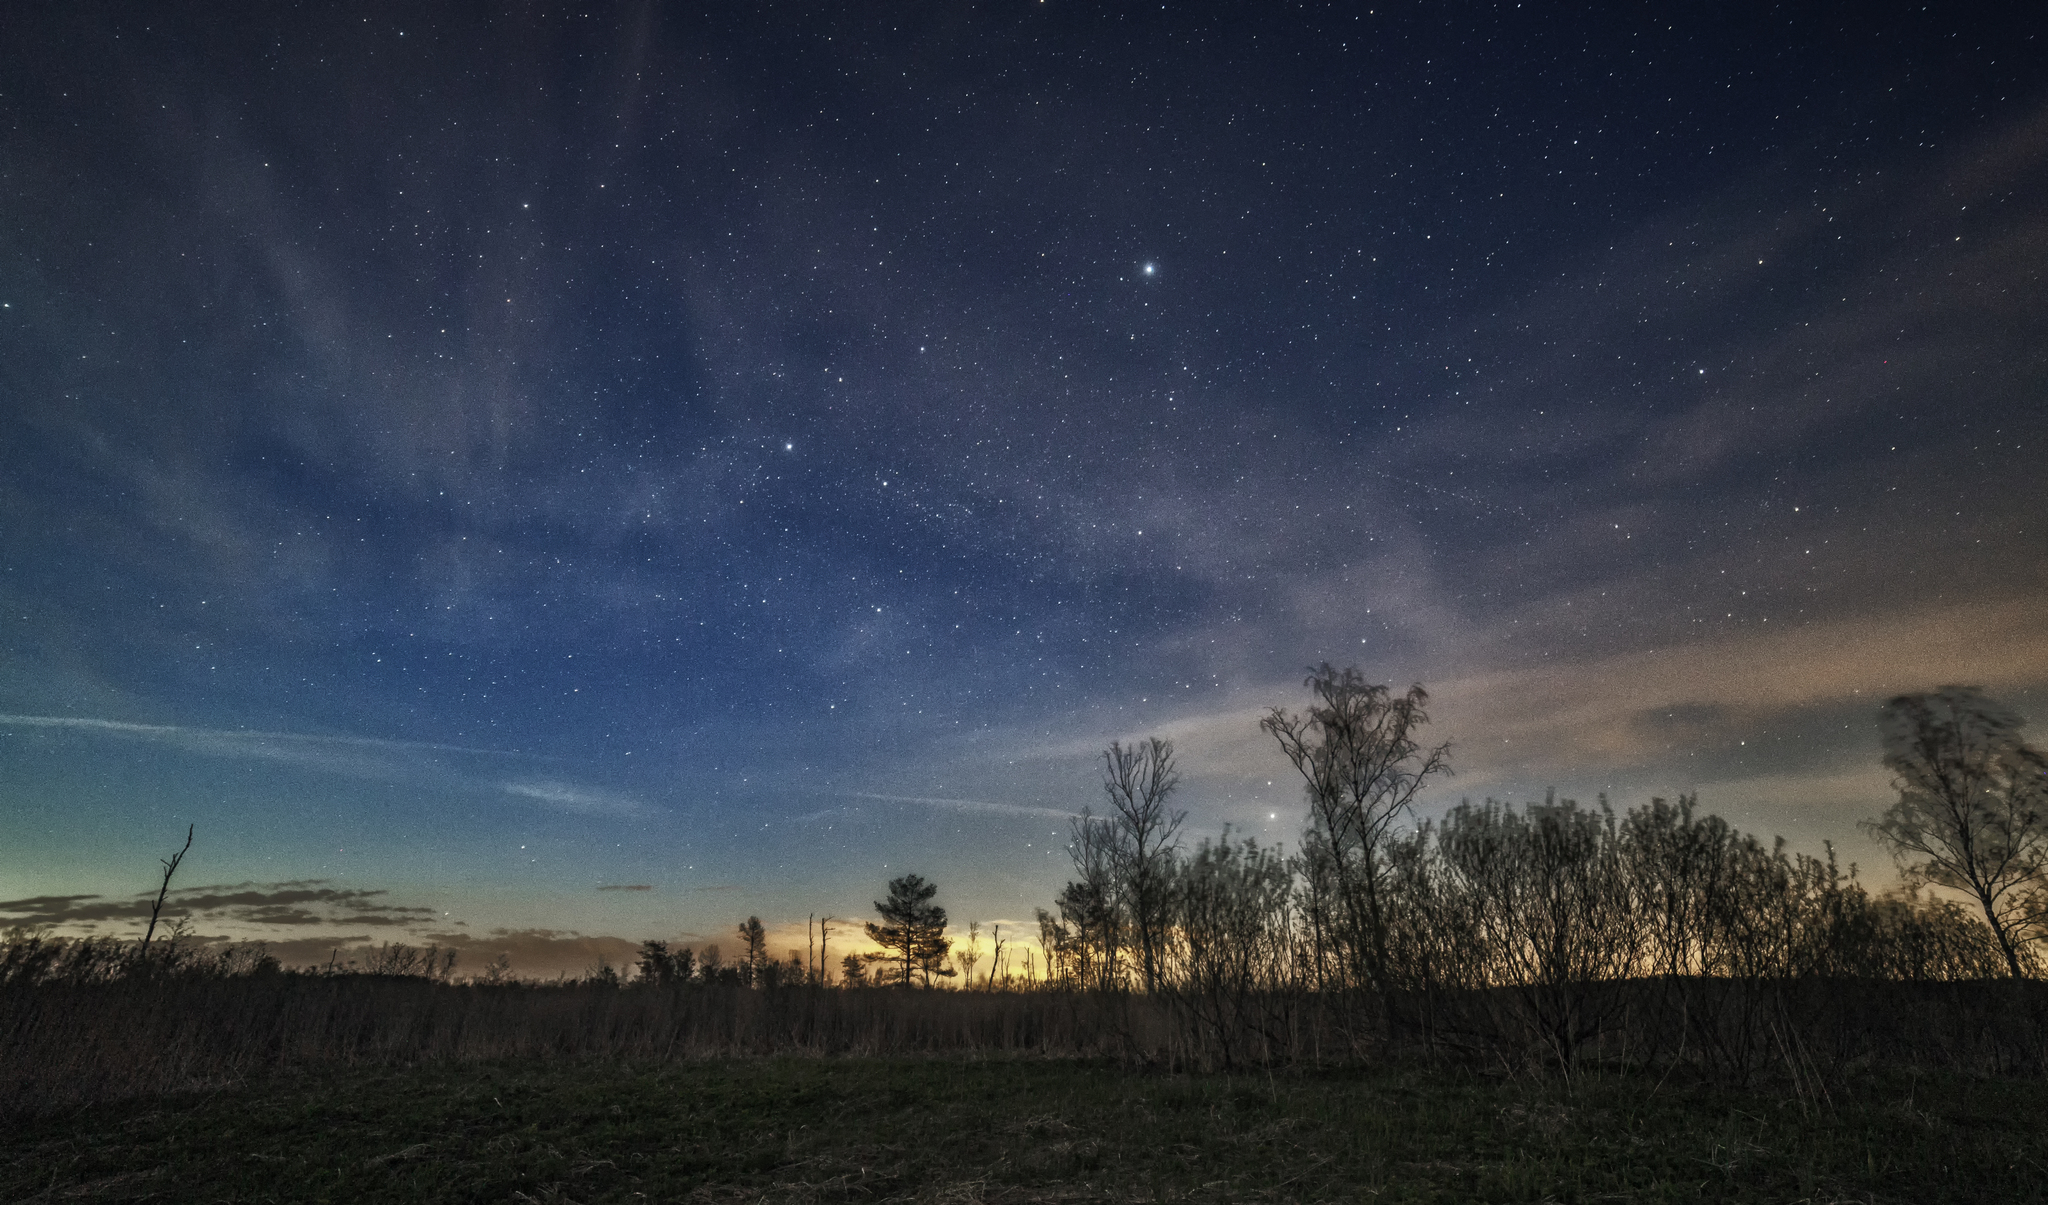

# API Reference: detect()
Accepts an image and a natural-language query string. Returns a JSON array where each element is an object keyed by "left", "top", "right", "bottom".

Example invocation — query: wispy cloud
[
  {"left": 596, "top": 884, "right": 653, "bottom": 892},
  {"left": 0, "top": 713, "right": 515, "bottom": 758},
  {"left": 0, "top": 880, "right": 438, "bottom": 931},
  {"left": 844, "top": 792, "right": 1074, "bottom": 821},
  {"left": 501, "top": 780, "right": 650, "bottom": 817},
  {"left": 0, "top": 712, "right": 648, "bottom": 821},
  {"left": 0, "top": 712, "right": 522, "bottom": 790}
]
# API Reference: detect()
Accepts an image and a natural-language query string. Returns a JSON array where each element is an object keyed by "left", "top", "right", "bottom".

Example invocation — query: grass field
[{"left": 9, "top": 1058, "right": 2048, "bottom": 1203}]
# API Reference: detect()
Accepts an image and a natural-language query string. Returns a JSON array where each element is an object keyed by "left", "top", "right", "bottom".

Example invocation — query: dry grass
[
  {"left": 10, "top": 1057, "right": 2048, "bottom": 1203},
  {"left": 9, "top": 972, "right": 2048, "bottom": 1116}
]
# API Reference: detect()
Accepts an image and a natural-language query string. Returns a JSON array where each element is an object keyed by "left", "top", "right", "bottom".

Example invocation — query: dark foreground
[{"left": 9, "top": 1059, "right": 2048, "bottom": 1204}]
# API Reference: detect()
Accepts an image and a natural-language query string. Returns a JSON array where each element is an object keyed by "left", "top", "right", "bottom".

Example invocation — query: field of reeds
[{"left": 8, "top": 924, "right": 2048, "bottom": 1118}]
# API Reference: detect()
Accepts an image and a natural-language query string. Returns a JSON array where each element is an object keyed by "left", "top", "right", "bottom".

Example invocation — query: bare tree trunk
[{"left": 140, "top": 825, "right": 194, "bottom": 955}]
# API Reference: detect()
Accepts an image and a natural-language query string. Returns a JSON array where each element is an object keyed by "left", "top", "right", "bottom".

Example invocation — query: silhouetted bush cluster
[
  {"left": 0, "top": 927, "right": 282, "bottom": 987},
  {"left": 1031, "top": 669, "right": 2048, "bottom": 1074},
  {"left": 1038, "top": 792, "right": 2031, "bottom": 1074}
]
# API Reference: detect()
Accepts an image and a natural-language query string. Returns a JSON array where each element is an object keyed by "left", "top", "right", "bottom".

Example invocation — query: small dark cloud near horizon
[
  {"left": 596, "top": 884, "right": 653, "bottom": 892},
  {"left": 0, "top": 882, "right": 438, "bottom": 932},
  {"left": 0, "top": 894, "right": 139, "bottom": 928}
]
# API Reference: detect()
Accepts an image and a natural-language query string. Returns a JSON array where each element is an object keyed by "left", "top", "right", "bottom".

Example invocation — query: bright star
[
  {"left": 1143, "top": 263, "right": 1156, "bottom": 275},
  {"left": 784, "top": 442, "right": 793, "bottom": 451}
]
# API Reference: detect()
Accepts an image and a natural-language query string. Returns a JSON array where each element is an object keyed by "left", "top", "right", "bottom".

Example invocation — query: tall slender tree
[
  {"left": 736, "top": 916, "right": 768, "bottom": 987},
  {"left": 1101, "top": 737, "right": 1186, "bottom": 993},
  {"left": 1262, "top": 664, "right": 1449, "bottom": 996},
  {"left": 1863, "top": 687, "right": 2048, "bottom": 979},
  {"left": 1054, "top": 808, "right": 1123, "bottom": 989}
]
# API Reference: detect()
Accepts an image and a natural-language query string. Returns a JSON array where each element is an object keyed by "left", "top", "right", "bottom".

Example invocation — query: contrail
[
  {"left": 846, "top": 791, "right": 1075, "bottom": 820},
  {"left": 0, "top": 713, "right": 523, "bottom": 758},
  {"left": 0, "top": 712, "right": 642, "bottom": 817},
  {"left": 501, "top": 779, "right": 649, "bottom": 817}
]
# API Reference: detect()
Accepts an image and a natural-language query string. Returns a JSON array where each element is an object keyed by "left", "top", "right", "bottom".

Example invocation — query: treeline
[
  {"left": 1024, "top": 669, "right": 2048, "bottom": 1073},
  {"left": 1039, "top": 790, "right": 2014, "bottom": 1072}
]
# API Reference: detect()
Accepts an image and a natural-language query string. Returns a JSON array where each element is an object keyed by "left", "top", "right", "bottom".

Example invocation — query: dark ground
[{"left": 8, "top": 1058, "right": 2048, "bottom": 1203}]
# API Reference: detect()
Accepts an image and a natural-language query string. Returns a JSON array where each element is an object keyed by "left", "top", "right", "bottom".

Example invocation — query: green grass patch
[{"left": 9, "top": 1058, "right": 2048, "bottom": 1202}]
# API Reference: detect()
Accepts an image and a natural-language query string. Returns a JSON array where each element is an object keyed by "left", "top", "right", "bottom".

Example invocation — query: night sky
[{"left": 5, "top": 3, "right": 2046, "bottom": 975}]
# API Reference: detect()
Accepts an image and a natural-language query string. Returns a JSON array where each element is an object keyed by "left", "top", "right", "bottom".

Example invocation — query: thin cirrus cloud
[
  {"left": 499, "top": 780, "right": 652, "bottom": 817},
  {"left": 0, "top": 712, "right": 644, "bottom": 818},
  {"left": 825, "top": 792, "right": 1075, "bottom": 822},
  {"left": 0, "top": 712, "right": 514, "bottom": 759}
]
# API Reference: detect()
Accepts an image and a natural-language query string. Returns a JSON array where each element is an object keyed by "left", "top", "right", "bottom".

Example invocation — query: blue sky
[{"left": 4, "top": 3, "right": 2045, "bottom": 975}]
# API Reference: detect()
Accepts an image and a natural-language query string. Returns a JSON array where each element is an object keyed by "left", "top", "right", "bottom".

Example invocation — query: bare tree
[
  {"left": 1261, "top": 665, "right": 1449, "bottom": 997},
  {"left": 1169, "top": 830, "right": 1297, "bottom": 1067},
  {"left": 140, "top": 825, "right": 194, "bottom": 957},
  {"left": 1101, "top": 737, "right": 1186, "bottom": 993},
  {"left": 1054, "top": 812, "right": 1123, "bottom": 990},
  {"left": 1438, "top": 796, "right": 1642, "bottom": 1071},
  {"left": 1863, "top": 688, "right": 2048, "bottom": 979},
  {"left": 956, "top": 920, "right": 982, "bottom": 985}
]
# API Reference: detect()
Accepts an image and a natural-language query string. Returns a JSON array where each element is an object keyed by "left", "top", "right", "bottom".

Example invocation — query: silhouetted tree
[
  {"left": 635, "top": 940, "right": 695, "bottom": 986},
  {"left": 915, "top": 932, "right": 957, "bottom": 986},
  {"left": 1438, "top": 795, "right": 1641, "bottom": 1070},
  {"left": 866, "top": 874, "right": 951, "bottom": 987},
  {"left": 1101, "top": 737, "right": 1186, "bottom": 993},
  {"left": 956, "top": 920, "right": 982, "bottom": 984},
  {"left": 140, "top": 825, "right": 194, "bottom": 957},
  {"left": 840, "top": 951, "right": 868, "bottom": 986},
  {"left": 1168, "top": 830, "right": 1297, "bottom": 1066},
  {"left": 700, "top": 942, "right": 736, "bottom": 984},
  {"left": 1863, "top": 688, "right": 2048, "bottom": 978},
  {"left": 737, "top": 916, "right": 768, "bottom": 986},
  {"left": 1262, "top": 665, "right": 1449, "bottom": 997},
  {"left": 1053, "top": 810, "right": 1123, "bottom": 990}
]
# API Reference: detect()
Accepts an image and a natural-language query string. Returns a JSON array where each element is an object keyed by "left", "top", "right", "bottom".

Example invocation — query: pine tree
[{"left": 865, "top": 873, "right": 953, "bottom": 987}]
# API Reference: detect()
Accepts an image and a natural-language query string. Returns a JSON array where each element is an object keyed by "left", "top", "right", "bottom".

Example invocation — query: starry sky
[{"left": 4, "top": 3, "right": 2046, "bottom": 975}]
